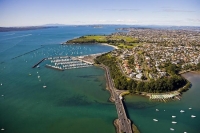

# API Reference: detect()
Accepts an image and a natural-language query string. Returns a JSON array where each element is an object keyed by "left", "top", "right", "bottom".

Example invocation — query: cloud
[
  {"left": 163, "top": 8, "right": 195, "bottom": 13},
  {"left": 104, "top": 8, "right": 139, "bottom": 12},
  {"left": 187, "top": 18, "right": 200, "bottom": 22}
]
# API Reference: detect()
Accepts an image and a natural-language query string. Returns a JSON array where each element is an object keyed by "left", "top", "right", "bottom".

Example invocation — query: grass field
[{"left": 66, "top": 35, "right": 141, "bottom": 49}]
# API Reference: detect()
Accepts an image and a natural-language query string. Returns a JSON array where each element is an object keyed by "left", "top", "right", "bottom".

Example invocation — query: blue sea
[{"left": 0, "top": 26, "right": 199, "bottom": 133}]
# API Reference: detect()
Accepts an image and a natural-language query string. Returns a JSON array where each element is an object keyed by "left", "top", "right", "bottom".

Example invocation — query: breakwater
[{"left": 32, "top": 58, "right": 46, "bottom": 68}]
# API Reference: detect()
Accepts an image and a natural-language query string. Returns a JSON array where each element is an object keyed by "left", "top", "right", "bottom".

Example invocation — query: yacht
[
  {"left": 191, "top": 115, "right": 196, "bottom": 118},
  {"left": 172, "top": 121, "right": 177, "bottom": 124},
  {"left": 180, "top": 110, "right": 185, "bottom": 113},
  {"left": 153, "top": 119, "right": 158, "bottom": 122},
  {"left": 43, "top": 85, "right": 46, "bottom": 88}
]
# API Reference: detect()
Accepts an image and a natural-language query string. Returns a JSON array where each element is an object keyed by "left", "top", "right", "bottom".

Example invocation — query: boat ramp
[{"left": 147, "top": 91, "right": 181, "bottom": 102}]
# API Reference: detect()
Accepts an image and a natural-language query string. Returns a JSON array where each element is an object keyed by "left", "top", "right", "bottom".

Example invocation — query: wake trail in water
[
  {"left": 0, "top": 39, "right": 23, "bottom": 53},
  {"left": 0, "top": 34, "right": 32, "bottom": 41}
]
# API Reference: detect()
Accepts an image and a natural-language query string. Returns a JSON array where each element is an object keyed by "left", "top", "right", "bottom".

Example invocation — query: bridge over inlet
[{"left": 102, "top": 64, "right": 133, "bottom": 133}]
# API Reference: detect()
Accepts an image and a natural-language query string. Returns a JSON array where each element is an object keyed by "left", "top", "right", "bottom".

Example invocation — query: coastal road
[{"left": 102, "top": 64, "right": 133, "bottom": 133}]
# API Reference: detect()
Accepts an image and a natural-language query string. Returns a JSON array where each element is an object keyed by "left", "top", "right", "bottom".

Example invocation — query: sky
[{"left": 0, "top": 0, "right": 200, "bottom": 27}]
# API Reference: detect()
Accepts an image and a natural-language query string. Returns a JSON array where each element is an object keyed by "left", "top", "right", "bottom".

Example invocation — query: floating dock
[{"left": 45, "top": 56, "right": 93, "bottom": 71}]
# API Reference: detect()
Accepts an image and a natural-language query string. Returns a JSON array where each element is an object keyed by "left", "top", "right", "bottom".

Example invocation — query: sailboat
[{"left": 43, "top": 82, "right": 47, "bottom": 88}]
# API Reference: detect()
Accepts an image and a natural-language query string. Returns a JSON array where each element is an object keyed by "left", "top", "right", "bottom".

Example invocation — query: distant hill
[
  {"left": 42, "top": 23, "right": 67, "bottom": 26},
  {"left": 0, "top": 26, "right": 56, "bottom": 32}
]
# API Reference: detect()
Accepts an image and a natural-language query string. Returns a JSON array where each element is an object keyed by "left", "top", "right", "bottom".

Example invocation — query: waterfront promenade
[{"left": 102, "top": 64, "right": 133, "bottom": 133}]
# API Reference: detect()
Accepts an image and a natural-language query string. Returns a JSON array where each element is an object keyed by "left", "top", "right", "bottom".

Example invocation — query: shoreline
[
  {"left": 113, "top": 119, "right": 120, "bottom": 133},
  {"left": 100, "top": 43, "right": 119, "bottom": 49},
  {"left": 97, "top": 64, "right": 115, "bottom": 102}
]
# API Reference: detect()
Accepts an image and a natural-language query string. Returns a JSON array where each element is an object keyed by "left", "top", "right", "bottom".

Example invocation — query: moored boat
[
  {"left": 153, "top": 119, "right": 158, "bottom": 122},
  {"left": 191, "top": 115, "right": 196, "bottom": 118}
]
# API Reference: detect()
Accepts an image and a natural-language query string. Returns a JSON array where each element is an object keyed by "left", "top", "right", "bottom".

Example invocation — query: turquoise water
[
  {"left": 0, "top": 26, "right": 121, "bottom": 133},
  {"left": 125, "top": 72, "right": 200, "bottom": 133},
  {"left": 0, "top": 26, "right": 200, "bottom": 133}
]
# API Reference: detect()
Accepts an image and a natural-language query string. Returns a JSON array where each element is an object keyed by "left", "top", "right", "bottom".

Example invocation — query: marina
[{"left": 45, "top": 55, "right": 94, "bottom": 71}]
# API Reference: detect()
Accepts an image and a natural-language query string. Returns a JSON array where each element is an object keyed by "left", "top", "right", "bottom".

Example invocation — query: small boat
[
  {"left": 191, "top": 115, "right": 196, "bottom": 118},
  {"left": 170, "top": 128, "right": 174, "bottom": 131},
  {"left": 184, "top": 132, "right": 187, "bottom": 133},
  {"left": 180, "top": 110, "right": 185, "bottom": 113},
  {"left": 1, "top": 83, "right": 2, "bottom": 86},
  {"left": 189, "top": 108, "right": 192, "bottom": 110},
  {"left": 37, "top": 65, "right": 40, "bottom": 68},
  {"left": 1, "top": 95, "right": 4, "bottom": 97},
  {"left": 29, "top": 73, "right": 31, "bottom": 76},
  {"left": 172, "top": 121, "right": 177, "bottom": 124},
  {"left": 156, "top": 109, "right": 159, "bottom": 111},
  {"left": 153, "top": 119, "right": 158, "bottom": 122},
  {"left": 172, "top": 116, "right": 176, "bottom": 118},
  {"left": 38, "top": 76, "right": 40, "bottom": 78},
  {"left": 43, "top": 84, "right": 47, "bottom": 88},
  {"left": 1, "top": 128, "right": 5, "bottom": 131}
]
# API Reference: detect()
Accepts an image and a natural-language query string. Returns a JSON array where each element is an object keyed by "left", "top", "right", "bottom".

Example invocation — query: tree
[{"left": 197, "top": 63, "right": 200, "bottom": 70}]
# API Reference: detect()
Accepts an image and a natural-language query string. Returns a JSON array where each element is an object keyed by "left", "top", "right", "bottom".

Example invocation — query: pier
[
  {"left": 102, "top": 64, "right": 133, "bottom": 133},
  {"left": 32, "top": 58, "right": 46, "bottom": 68}
]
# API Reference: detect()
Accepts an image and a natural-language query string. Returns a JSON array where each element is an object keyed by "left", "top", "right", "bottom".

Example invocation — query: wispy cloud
[
  {"left": 163, "top": 8, "right": 195, "bottom": 13},
  {"left": 104, "top": 8, "right": 139, "bottom": 12},
  {"left": 187, "top": 18, "right": 200, "bottom": 22}
]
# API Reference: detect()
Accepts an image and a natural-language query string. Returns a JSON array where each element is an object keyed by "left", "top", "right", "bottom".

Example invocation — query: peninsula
[{"left": 64, "top": 27, "right": 200, "bottom": 99}]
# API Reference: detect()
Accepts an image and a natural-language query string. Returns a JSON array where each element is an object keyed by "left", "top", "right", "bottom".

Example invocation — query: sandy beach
[{"left": 101, "top": 43, "right": 119, "bottom": 49}]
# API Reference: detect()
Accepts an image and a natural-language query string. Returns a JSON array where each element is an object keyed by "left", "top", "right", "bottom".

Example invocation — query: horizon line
[{"left": 1, "top": 23, "right": 200, "bottom": 28}]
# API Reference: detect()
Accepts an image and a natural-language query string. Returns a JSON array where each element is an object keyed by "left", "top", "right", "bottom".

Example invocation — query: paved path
[{"left": 102, "top": 64, "right": 133, "bottom": 133}]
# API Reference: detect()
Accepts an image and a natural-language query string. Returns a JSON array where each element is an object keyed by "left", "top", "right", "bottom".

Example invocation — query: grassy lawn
[
  {"left": 84, "top": 35, "right": 107, "bottom": 42},
  {"left": 108, "top": 35, "right": 138, "bottom": 43},
  {"left": 66, "top": 35, "right": 142, "bottom": 49}
]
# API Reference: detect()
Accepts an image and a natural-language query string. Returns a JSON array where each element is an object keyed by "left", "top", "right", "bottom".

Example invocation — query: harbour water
[
  {"left": 0, "top": 26, "right": 200, "bottom": 133},
  {"left": 0, "top": 26, "right": 118, "bottom": 133},
  {"left": 124, "top": 72, "right": 200, "bottom": 133}
]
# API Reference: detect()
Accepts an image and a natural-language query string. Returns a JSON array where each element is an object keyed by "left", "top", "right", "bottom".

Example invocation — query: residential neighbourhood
[{"left": 112, "top": 28, "right": 200, "bottom": 80}]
